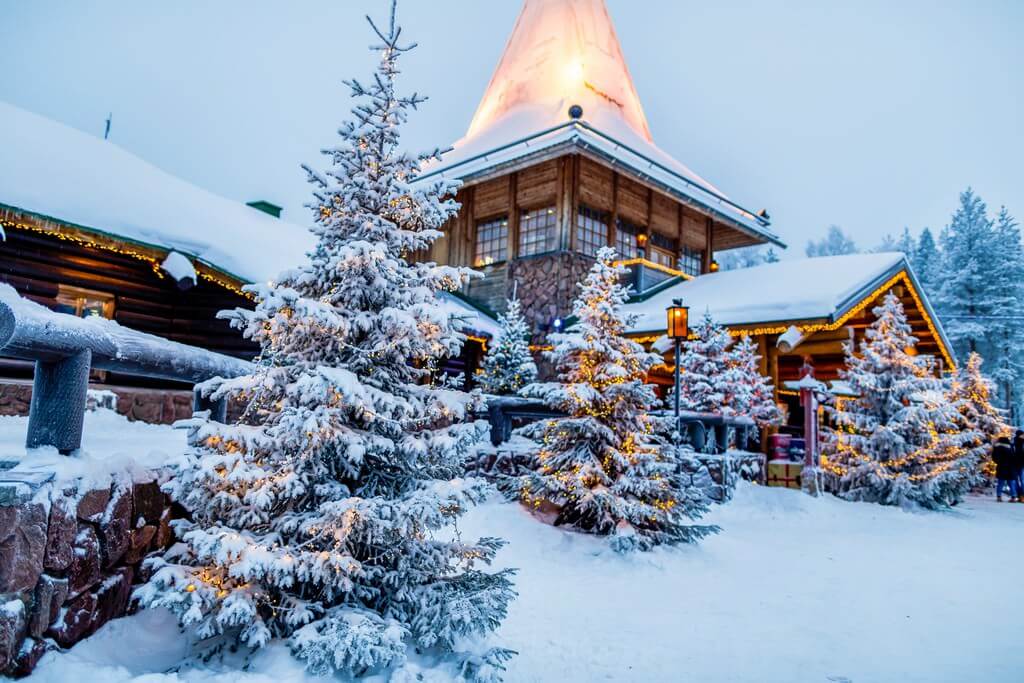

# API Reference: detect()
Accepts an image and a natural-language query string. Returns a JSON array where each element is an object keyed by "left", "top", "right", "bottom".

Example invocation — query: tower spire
[{"left": 465, "top": 0, "right": 652, "bottom": 144}]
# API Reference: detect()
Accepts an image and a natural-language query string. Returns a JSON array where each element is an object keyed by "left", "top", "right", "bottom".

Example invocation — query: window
[
  {"left": 54, "top": 285, "right": 114, "bottom": 319},
  {"left": 615, "top": 218, "right": 641, "bottom": 259},
  {"left": 575, "top": 205, "right": 610, "bottom": 257},
  {"left": 518, "top": 206, "right": 557, "bottom": 257},
  {"left": 649, "top": 232, "right": 677, "bottom": 270},
  {"left": 679, "top": 245, "right": 703, "bottom": 277},
  {"left": 474, "top": 216, "right": 508, "bottom": 266}
]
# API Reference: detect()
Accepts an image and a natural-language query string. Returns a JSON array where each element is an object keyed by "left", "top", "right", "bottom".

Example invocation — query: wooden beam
[
  {"left": 508, "top": 172, "right": 519, "bottom": 261},
  {"left": 703, "top": 217, "right": 713, "bottom": 273},
  {"left": 609, "top": 172, "right": 619, "bottom": 253},
  {"left": 778, "top": 340, "right": 851, "bottom": 357}
]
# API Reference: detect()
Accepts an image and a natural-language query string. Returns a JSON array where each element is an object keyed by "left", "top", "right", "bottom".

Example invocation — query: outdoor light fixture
[
  {"left": 666, "top": 299, "right": 689, "bottom": 340},
  {"left": 666, "top": 298, "right": 689, "bottom": 438},
  {"left": 709, "top": 259, "right": 720, "bottom": 273}
]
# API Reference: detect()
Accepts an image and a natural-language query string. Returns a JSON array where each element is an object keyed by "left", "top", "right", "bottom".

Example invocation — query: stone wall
[
  {"left": 0, "top": 466, "right": 175, "bottom": 677},
  {"left": 684, "top": 451, "right": 765, "bottom": 504},
  {"left": 0, "top": 381, "right": 193, "bottom": 425},
  {"left": 508, "top": 252, "right": 595, "bottom": 344}
]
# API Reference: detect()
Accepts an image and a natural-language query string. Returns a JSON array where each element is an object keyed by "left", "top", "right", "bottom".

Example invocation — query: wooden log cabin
[
  {"left": 415, "top": 0, "right": 785, "bottom": 341},
  {"left": 0, "top": 101, "right": 498, "bottom": 420},
  {"left": 619, "top": 253, "right": 957, "bottom": 430}
]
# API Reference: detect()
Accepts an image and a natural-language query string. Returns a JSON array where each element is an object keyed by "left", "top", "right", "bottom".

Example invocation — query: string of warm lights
[{"left": 629, "top": 271, "right": 956, "bottom": 371}]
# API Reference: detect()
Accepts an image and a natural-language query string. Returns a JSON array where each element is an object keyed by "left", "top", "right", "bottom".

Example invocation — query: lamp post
[{"left": 666, "top": 298, "right": 689, "bottom": 439}]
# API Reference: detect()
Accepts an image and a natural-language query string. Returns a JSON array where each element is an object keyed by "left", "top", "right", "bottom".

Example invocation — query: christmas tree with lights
[
  {"left": 672, "top": 311, "right": 739, "bottom": 415},
  {"left": 478, "top": 292, "right": 537, "bottom": 395},
  {"left": 947, "top": 351, "right": 1009, "bottom": 484},
  {"left": 822, "top": 292, "right": 980, "bottom": 509},
  {"left": 729, "top": 334, "right": 784, "bottom": 430},
  {"left": 136, "top": 4, "right": 515, "bottom": 678},
  {"left": 514, "top": 247, "right": 717, "bottom": 552}
]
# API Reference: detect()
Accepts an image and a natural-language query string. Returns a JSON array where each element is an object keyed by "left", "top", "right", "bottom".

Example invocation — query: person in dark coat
[
  {"left": 994, "top": 436, "right": 1018, "bottom": 502},
  {"left": 1013, "top": 430, "right": 1024, "bottom": 502}
]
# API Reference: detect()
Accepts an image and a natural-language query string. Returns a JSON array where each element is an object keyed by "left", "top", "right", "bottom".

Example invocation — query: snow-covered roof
[
  {"left": 623, "top": 252, "right": 937, "bottom": 334},
  {"left": 419, "top": 0, "right": 781, "bottom": 248},
  {"left": 0, "top": 100, "right": 310, "bottom": 284},
  {"left": 0, "top": 101, "right": 500, "bottom": 339}
]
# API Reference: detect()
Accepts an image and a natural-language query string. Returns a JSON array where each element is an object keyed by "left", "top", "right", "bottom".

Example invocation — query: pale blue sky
[{"left": 1, "top": 0, "right": 1021, "bottom": 255}]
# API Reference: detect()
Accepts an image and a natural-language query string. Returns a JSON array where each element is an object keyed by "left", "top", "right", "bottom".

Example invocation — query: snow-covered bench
[{"left": 0, "top": 284, "right": 253, "bottom": 453}]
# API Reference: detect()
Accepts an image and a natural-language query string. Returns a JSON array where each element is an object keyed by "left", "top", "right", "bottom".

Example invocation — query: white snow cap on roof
[
  {"left": 424, "top": 0, "right": 778, "bottom": 243},
  {"left": 0, "top": 102, "right": 501, "bottom": 337},
  {"left": 623, "top": 252, "right": 908, "bottom": 333},
  {"left": 0, "top": 100, "right": 310, "bottom": 284},
  {"left": 467, "top": 0, "right": 651, "bottom": 144}
]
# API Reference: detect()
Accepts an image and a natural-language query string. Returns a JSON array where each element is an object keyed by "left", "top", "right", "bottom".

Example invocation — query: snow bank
[
  {"left": 0, "top": 409, "right": 186, "bottom": 489},
  {"left": 624, "top": 252, "right": 908, "bottom": 333},
  {"left": 30, "top": 481, "right": 1024, "bottom": 682}
]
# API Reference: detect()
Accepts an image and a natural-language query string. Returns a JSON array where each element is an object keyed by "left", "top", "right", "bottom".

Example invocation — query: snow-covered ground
[{"left": 25, "top": 439, "right": 1024, "bottom": 683}]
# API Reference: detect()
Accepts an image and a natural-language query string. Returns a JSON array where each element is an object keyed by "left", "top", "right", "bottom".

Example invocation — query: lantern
[
  {"left": 666, "top": 299, "right": 689, "bottom": 340},
  {"left": 709, "top": 259, "right": 720, "bottom": 273}
]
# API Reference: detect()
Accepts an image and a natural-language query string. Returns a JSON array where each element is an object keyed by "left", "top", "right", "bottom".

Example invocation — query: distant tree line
[{"left": 719, "top": 188, "right": 1024, "bottom": 424}]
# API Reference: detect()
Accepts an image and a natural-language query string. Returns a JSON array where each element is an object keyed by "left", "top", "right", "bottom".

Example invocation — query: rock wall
[
  {"left": 683, "top": 451, "right": 765, "bottom": 504},
  {"left": 0, "top": 467, "right": 175, "bottom": 677},
  {"left": 0, "top": 382, "right": 192, "bottom": 425},
  {"left": 0, "top": 381, "right": 245, "bottom": 425},
  {"left": 508, "top": 252, "right": 594, "bottom": 344}
]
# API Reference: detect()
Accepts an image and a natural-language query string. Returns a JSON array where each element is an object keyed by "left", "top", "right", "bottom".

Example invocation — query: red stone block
[
  {"left": 67, "top": 525, "right": 101, "bottom": 598},
  {"left": 46, "top": 590, "right": 96, "bottom": 648},
  {"left": 44, "top": 497, "right": 76, "bottom": 572},
  {"left": 0, "top": 503, "right": 46, "bottom": 593}
]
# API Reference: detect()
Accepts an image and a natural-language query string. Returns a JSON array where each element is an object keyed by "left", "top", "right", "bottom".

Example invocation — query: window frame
[
  {"left": 615, "top": 218, "right": 642, "bottom": 260},
  {"left": 517, "top": 205, "right": 558, "bottom": 258},
  {"left": 473, "top": 215, "right": 510, "bottom": 267},
  {"left": 575, "top": 205, "right": 611, "bottom": 258},
  {"left": 55, "top": 284, "right": 115, "bottom": 319}
]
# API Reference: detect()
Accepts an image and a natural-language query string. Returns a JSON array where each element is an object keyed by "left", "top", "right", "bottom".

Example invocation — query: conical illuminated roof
[
  {"left": 466, "top": 0, "right": 652, "bottom": 144},
  {"left": 422, "top": 0, "right": 781, "bottom": 247}
]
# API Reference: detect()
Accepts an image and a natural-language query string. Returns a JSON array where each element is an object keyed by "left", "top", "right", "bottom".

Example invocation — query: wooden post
[
  {"left": 703, "top": 217, "right": 714, "bottom": 273},
  {"left": 609, "top": 173, "right": 619, "bottom": 253},
  {"left": 26, "top": 350, "right": 91, "bottom": 453},
  {"left": 508, "top": 172, "right": 520, "bottom": 261}
]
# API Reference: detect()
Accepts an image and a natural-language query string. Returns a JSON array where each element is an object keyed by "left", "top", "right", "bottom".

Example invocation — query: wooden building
[
  {"left": 415, "top": 0, "right": 784, "bottom": 340},
  {"left": 0, "top": 101, "right": 498, "bottom": 416},
  {"left": 620, "top": 252, "right": 956, "bottom": 428}
]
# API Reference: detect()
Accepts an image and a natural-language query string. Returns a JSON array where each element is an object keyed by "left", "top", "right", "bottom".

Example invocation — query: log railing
[
  {"left": 0, "top": 285, "right": 253, "bottom": 452},
  {"left": 484, "top": 396, "right": 757, "bottom": 453}
]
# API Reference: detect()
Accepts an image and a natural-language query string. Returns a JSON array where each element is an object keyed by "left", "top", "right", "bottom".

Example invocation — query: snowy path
[{"left": 30, "top": 483, "right": 1024, "bottom": 682}]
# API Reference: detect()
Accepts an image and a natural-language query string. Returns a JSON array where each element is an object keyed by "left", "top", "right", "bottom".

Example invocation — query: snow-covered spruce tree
[
  {"left": 806, "top": 225, "right": 858, "bottom": 257},
  {"left": 822, "top": 293, "right": 981, "bottom": 509},
  {"left": 477, "top": 293, "right": 537, "bottom": 395},
  {"left": 913, "top": 227, "right": 941, "bottom": 292},
  {"left": 513, "top": 247, "right": 716, "bottom": 552},
  {"left": 947, "top": 352, "right": 1009, "bottom": 484},
  {"left": 136, "top": 5, "right": 515, "bottom": 678},
  {"left": 988, "top": 207, "right": 1024, "bottom": 423},
  {"left": 730, "top": 334, "right": 783, "bottom": 430},
  {"left": 672, "top": 311, "right": 740, "bottom": 415}
]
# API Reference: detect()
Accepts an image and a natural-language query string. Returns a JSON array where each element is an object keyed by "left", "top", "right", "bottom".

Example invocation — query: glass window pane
[
  {"left": 575, "top": 205, "right": 610, "bottom": 257},
  {"left": 518, "top": 206, "right": 557, "bottom": 257},
  {"left": 474, "top": 216, "right": 509, "bottom": 266}
]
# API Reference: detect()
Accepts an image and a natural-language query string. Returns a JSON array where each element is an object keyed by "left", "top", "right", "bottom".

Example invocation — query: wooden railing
[
  {"left": 0, "top": 285, "right": 253, "bottom": 452},
  {"left": 484, "top": 396, "right": 757, "bottom": 453}
]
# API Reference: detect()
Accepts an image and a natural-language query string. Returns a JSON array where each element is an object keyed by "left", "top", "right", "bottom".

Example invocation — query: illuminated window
[
  {"left": 54, "top": 285, "right": 114, "bottom": 319},
  {"left": 575, "top": 205, "right": 610, "bottom": 257},
  {"left": 649, "top": 232, "right": 677, "bottom": 270},
  {"left": 474, "top": 216, "right": 508, "bottom": 266},
  {"left": 615, "top": 218, "right": 641, "bottom": 259},
  {"left": 518, "top": 206, "right": 557, "bottom": 257},
  {"left": 679, "top": 245, "right": 704, "bottom": 277}
]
